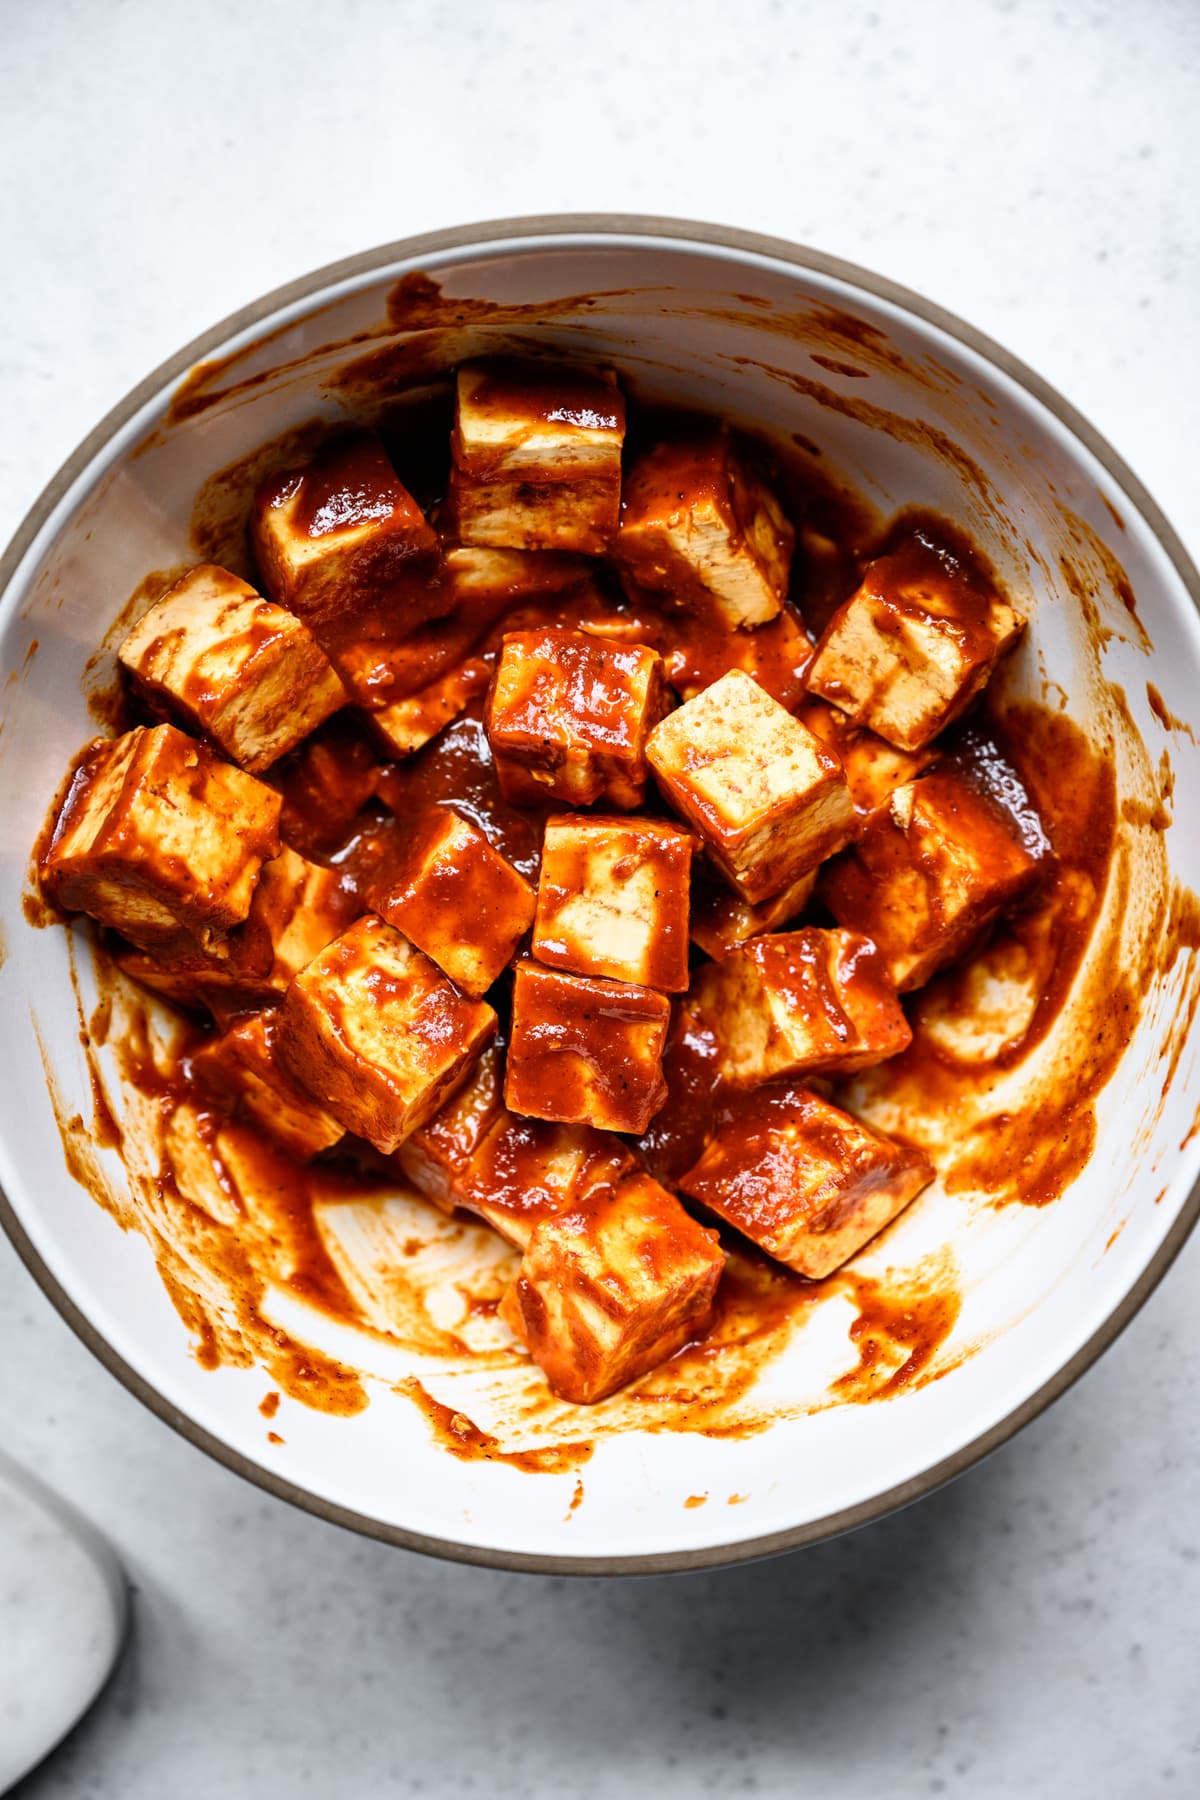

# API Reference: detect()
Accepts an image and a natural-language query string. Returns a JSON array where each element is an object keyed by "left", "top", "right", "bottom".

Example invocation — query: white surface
[
  {"left": 0, "top": 1456, "right": 126, "bottom": 1792},
  {"left": 0, "top": 0, "right": 1197, "bottom": 1793}
]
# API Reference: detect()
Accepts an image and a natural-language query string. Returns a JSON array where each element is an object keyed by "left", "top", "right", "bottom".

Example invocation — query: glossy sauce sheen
[{"left": 27, "top": 359, "right": 1165, "bottom": 1468}]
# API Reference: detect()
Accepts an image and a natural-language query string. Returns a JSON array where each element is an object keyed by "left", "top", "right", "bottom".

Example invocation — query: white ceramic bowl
[{"left": 3, "top": 216, "right": 1198, "bottom": 1574}]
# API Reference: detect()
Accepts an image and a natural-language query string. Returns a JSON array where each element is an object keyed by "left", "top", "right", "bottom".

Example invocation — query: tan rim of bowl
[{"left": 2, "top": 213, "right": 1198, "bottom": 1577}]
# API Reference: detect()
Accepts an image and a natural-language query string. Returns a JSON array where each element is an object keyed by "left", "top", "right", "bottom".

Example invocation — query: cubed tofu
[
  {"left": 448, "top": 1111, "right": 634, "bottom": 1248},
  {"left": 485, "top": 628, "right": 666, "bottom": 809},
  {"left": 689, "top": 866, "right": 817, "bottom": 961},
  {"left": 40, "top": 724, "right": 282, "bottom": 949},
  {"left": 115, "top": 846, "right": 353, "bottom": 1016},
  {"left": 117, "top": 563, "right": 345, "bottom": 773},
  {"left": 796, "top": 697, "right": 938, "bottom": 827},
  {"left": 373, "top": 808, "right": 536, "bottom": 996},
  {"left": 613, "top": 430, "right": 794, "bottom": 629},
  {"left": 502, "top": 1170, "right": 725, "bottom": 1403},
  {"left": 679, "top": 1086, "right": 934, "bottom": 1279},
  {"left": 245, "top": 847, "right": 358, "bottom": 988},
  {"left": 646, "top": 669, "right": 853, "bottom": 904},
  {"left": 190, "top": 1011, "right": 347, "bottom": 1161},
  {"left": 444, "top": 543, "right": 597, "bottom": 606},
  {"left": 805, "top": 531, "right": 1027, "bottom": 751},
  {"left": 252, "top": 430, "right": 441, "bottom": 631},
  {"left": 395, "top": 1044, "right": 506, "bottom": 1213},
  {"left": 368, "top": 654, "right": 493, "bottom": 758},
  {"left": 505, "top": 960, "right": 670, "bottom": 1134},
  {"left": 821, "top": 767, "right": 1042, "bottom": 991},
  {"left": 278, "top": 914, "right": 497, "bottom": 1153},
  {"left": 448, "top": 361, "right": 625, "bottom": 556},
  {"left": 273, "top": 717, "right": 381, "bottom": 857},
  {"left": 533, "top": 814, "right": 693, "bottom": 992},
  {"left": 693, "top": 927, "right": 911, "bottom": 1085}
]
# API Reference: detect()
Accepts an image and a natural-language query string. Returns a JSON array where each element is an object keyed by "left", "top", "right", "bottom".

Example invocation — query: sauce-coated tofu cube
[
  {"left": 646, "top": 669, "right": 853, "bottom": 904},
  {"left": 40, "top": 724, "right": 281, "bottom": 949},
  {"left": 679, "top": 1086, "right": 934, "bottom": 1279},
  {"left": 114, "top": 846, "right": 352, "bottom": 1016},
  {"left": 279, "top": 915, "right": 497, "bottom": 1153},
  {"left": 505, "top": 960, "right": 670, "bottom": 1134},
  {"left": 247, "top": 847, "right": 358, "bottom": 989},
  {"left": 449, "top": 476, "right": 621, "bottom": 557},
  {"left": 806, "top": 531, "right": 1027, "bottom": 751},
  {"left": 689, "top": 866, "right": 817, "bottom": 961},
  {"left": 486, "top": 628, "right": 666, "bottom": 809},
  {"left": 533, "top": 814, "right": 693, "bottom": 992},
  {"left": 452, "top": 1112, "right": 634, "bottom": 1248},
  {"left": 502, "top": 1171, "right": 725, "bottom": 1403},
  {"left": 694, "top": 927, "right": 911, "bottom": 1084},
  {"left": 444, "top": 543, "right": 596, "bottom": 607},
  {"left": 368, "top": 655, "right": 492, "bottom": 758},
  {"left": 252, "top": 431, "right": 440, "bottom": 630},
  {"left": 273, "top": 718, "right": 381, "bottom": 857},
  {"left": 191, "top": 1012, "right": 346, "bottom": 1162},
  {"left": 613, "top": 431, "right": 794, "bottom": 628},
  {"left": 796, "top": 697, "right": 938, "bottom": 827},
  {"left": 118, "top": 563, "right": 345, "bottom": 773},
  {"left": 448, "top": 361, "right": 625, "bottom": 556},
  {"left": 821, "top": 767, "right": 1041, "bottom": 991},
  {"left": 395, "top": 1045, "right": 505, "bottom": 1213},
  {"left": 373, "top": 808, "right": 536, "bottom": 996}
]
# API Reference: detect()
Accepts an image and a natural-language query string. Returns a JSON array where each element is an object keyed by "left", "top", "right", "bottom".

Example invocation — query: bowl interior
[{"left": 2, "top": 226, "right": 1198, "bottom": 1570}]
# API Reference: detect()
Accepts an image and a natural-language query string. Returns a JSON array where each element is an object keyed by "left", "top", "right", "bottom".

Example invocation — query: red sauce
[{"left": 400, "top": 1377, "right": 592, "bottom": 1474}]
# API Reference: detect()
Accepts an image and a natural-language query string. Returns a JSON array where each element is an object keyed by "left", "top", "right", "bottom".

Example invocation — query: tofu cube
[
  {"left": 646, "top": 669, "right": 854, "bottom": 904},
  {"left": 395, "top": 1044, "right": 506, "bottom": 1212},
  {"left": 273, "top": 717, "right": 381, "bottom": 858},
  {"left": 805, "top": 531, "right": 1027, "bottom": 751},
  {"left": 679, "top": 1086, "right": 934, "bottom": 1279},
  {"left": 368, "top": 654, "right": 492, "bottom": 758},
  {"left": 114, "top": 846, "right": 352, "bottom": 1016},
  {"left": 448, "top": 361, "right": 625, "bottom": 556},
  {"left": 821, "top": 767, "right": 1041, "bottom": 991},
  {"left": 279, "top": 914, "right": 497, "bottom": 1153},
  {"left": 693, "top": 927, "right": 912, "bottom": 1085},
  {"left": 40, "top": 724, "right": 281, "bottom": 949},
  {"left": 505, "top": 960, "right": 670, "bottom": 1135},
  {"left": 796, "top": 697, "right": 938, "bottom": 827},
  {"left": 486, "top": 628, "right": 666, "bottom": 809},
  {"left": 117, "top": 563, "right": 345, "bottom": 773},
  {"left": 689, "top": 866, "right": 817, "bottom": 961},
  {"left": 502, "top": 1170, "right": 725, "bottom": 1403},
  {"left": 190, "top": 1011, "right": 347, "bottom": 1162},
  {"left": 444, "top": 543, "right": 596, "bottom": 606},
  {"left": 373, "top": 808, "right": 536, "bottom": 996},
  {"left": 449, "top": 1112, "right": 634, "bottom": 1248},
  {"left": 252, "top": 430, "right": 441, "bottom": 631},
  {"left": 247, "top": 847, "right": 359, "bottom": 989},
  {"left": 533, "top": 813, "right": 693, "bottom": 992},
  {"left": 613, "top": 430, "right": 794, "bottom": 628}
]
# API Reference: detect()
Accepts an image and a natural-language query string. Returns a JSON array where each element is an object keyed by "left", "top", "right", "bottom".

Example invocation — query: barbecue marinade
[{"left": 37, "top": 358, "right": 1089, "bottom": 1415}]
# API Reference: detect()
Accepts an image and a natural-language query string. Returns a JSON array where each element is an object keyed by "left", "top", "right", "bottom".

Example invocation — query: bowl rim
[{"left": 2, "top": 211, "right": 1198, "bottom": 1577}]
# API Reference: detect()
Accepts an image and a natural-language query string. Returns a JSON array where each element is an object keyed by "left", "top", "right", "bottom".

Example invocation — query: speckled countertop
[{"left": 2, "top": 1, "right": 1199, "bottom": 1794}]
